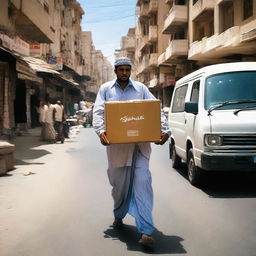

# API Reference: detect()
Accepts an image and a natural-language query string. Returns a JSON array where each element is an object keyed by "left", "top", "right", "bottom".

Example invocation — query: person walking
[
  {"left": 93, "top": 57, "right": 171, "bottom": 246},
  {"left": 38, "top": 100, "right": 47, "bottom": 141},
  {"left": 54, "top": 100, "right": 65, "bottom": 143},
  {"left": 44, "top": 100, "right": 56, "bottom": 143}
]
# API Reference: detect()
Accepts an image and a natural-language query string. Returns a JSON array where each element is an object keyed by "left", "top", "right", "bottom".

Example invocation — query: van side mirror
[{"left": 185, "top": 102, "right": 198, "bottom": 115}]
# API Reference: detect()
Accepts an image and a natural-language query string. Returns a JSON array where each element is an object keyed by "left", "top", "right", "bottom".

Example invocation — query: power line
[
  {"left": 85, "top": 3, "right": 134, "bottom": 8},
  {"left": 84, "top": 0, "right": 132, "bottom": 8},
  {"left": 85, "top": 14, "right": 135, "bottom": 24}
]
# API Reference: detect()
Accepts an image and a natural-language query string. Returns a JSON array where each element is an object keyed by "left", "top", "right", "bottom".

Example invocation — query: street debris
[{"left": 22, "top": 171, "right": 36, "bottom": 176}]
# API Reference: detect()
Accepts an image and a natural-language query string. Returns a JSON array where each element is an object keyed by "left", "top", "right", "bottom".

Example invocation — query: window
[
  {"left": 171, "top": 85, "right": 188, "bottom": 113},
  {"left": 243, "top": 0, "right": 253, "bottom": 20},
  {"left": 205, "top": 71, "right": 256, "bottom": 110},
  {"left": 190, "top": 80, "right": 200, "bottom": 103},
  {"left": 219, "top": 1, "right": 234, "bottom": 32},
  {"left": 176, "top": 0, "right": 186, "bottom": 5}
]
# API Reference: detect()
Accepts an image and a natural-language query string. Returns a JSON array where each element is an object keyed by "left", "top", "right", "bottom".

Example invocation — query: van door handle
[{"left": 185, "top": 119, "right": 187, "bottom": 124}]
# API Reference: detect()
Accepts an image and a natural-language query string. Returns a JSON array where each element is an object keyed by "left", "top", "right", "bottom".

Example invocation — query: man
[
  {"left": 53, "top": 100, "right": 65, "bottom": 143},
  {"left": 93, "top": 57, "right": 171, "bottom": 246}
]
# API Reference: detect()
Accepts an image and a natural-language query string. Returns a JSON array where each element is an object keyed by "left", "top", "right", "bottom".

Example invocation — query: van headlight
[{"left": 205, "top": 134, "right": 223, "bottom": 146}]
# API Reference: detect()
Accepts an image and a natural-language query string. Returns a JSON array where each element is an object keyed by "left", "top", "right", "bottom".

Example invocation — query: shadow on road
[
  {"left": 14, "top": 159, "right": 45, "bottom": 166},
  {"left": 104, "top": 224, "right": 186, "bottom": 254},
  {"left": 201, "top": 172, "right": 256, "bottom": 198},
  {"left": 15, "top": 148, "right": 51, "bottom": 161},
  {"left": 174, "top": 163, "right": 256, "bottom": 199}
]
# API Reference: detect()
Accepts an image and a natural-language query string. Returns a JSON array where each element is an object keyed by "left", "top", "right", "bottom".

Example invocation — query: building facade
[
  {"left": 115, "top": 28, "right": 137, "bottom": 80},
  {"left": 0, "top": 0, "right": 113, "bottom": 137},
  {"left": 134, "top": 0, "right": 256, "bottom": 107}
]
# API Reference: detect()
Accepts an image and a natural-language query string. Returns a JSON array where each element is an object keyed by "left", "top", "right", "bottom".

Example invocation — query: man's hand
[
  {"left": 155, "top": 133, "right": 169, "bottom": 145},
  {"left": 99, "top": 132, "right": 110, "bottom": 146}
]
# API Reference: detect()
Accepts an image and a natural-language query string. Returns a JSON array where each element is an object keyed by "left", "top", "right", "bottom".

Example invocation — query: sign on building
[{"left": 47, "top": 56, "right": 63, "bottom": 70}]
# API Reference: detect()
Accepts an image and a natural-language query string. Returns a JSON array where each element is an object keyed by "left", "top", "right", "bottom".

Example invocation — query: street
[{"left": 1, "top": 127, "right": 256, "bottom": 256}]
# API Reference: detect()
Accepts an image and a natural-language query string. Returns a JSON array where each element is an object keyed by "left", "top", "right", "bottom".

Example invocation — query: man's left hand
[{"left": 155, "top": 133, "right": 169, "bottom": 145}]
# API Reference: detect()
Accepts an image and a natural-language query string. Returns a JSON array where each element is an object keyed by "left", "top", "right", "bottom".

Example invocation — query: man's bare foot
[
  {"left": 138, "top": 234, "right": 155, "bottom": 246},
  {"left": 112, "top": 218, "right": 123, "bottom": 228}
]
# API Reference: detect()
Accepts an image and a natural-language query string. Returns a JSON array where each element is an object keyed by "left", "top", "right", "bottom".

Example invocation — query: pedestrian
[
  {"left": 38, "top": 100, "right": 47, "bottom": 141},
  {"left": 93, "top": 57, "right": 171, "bottom": 247},
  {"left": 54, "top": 100, "right": 65, "bottom": 143},
  {"left": 44, "top": 100, "right": 56, "bottom": 143}
]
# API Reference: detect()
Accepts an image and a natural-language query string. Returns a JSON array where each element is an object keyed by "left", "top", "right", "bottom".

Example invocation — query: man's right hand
[{"left": 99, "top": 132, "right": 110, "bottom": 146}]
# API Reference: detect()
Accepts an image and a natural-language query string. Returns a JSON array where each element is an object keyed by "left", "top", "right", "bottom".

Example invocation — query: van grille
[{"left": 223, "top": 135, "right": 256, "bottom": 146}]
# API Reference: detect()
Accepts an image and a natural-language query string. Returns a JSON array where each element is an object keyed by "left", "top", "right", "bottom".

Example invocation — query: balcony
[
  {"left": 148, "top": 0, "right": 158, "bottom": 14},
  {"left": 149, "top": 53, "right": 158, "bottom": 66},
  {"left": 123, "top": 37, "right": 135, "bottom": 50},
  {"left": 188, "top": 41, "right": 203, "bottom": 60},
  {"left": 219, "top": 26, "right": 240, "bottom": 47},
  {"left": 158, "top": 52, "right": 166, "bottom": 66},
  {"left": 191, "top": 0, "right": 215, "bottom": 21},
  {"left": 162, "top": 5, "right": 188, "bottom": 34},
  {"left": 148, "top": 25, "right": 157, "bottom": 42},
  {"left": 139, "top": 3, "right": 149, "bottom": 18},
  {"left": 138, "top": 55, "right": 150, "bottom": 74},
  {"left": 10, "top": 0, "right": 54, "bottom": 43},
  {"left": 188, "top": 27, "right": 241, "bottom": 60},
  {"left": 165, "top": 39, "right": 188, "bottom": 60},
  {"left": 241, "top": 20, "right": 256, "bottom": 42},
  {"left": 139, "top": 35, "right": 149, "bottom": 51}
]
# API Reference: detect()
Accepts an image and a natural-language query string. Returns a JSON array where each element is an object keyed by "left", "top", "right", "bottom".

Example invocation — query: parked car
[{"left": 168, "top": 62, "right": 256, "bottom": 187}]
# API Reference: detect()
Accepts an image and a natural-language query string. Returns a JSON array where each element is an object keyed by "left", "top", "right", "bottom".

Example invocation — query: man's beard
[{"left": 117, "top": 77, "right": 129, "bottom": 83}]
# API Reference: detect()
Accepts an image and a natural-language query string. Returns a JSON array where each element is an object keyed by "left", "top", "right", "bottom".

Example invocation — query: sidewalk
[{"left": 7, "top": 125, "right": 82, "bottom": 176}]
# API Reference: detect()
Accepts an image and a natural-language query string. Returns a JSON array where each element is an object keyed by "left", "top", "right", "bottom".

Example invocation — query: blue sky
[{"left": 78, "top": 0, "right": 137, "bottom": 65}]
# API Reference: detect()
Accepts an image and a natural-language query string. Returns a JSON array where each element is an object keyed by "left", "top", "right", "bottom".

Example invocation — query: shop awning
[
  {"left": 19, "top": 56, "right": 60, "bottom": 74},
  {"left": 0, "top": 46, "right": 80, "bottom": 88}
]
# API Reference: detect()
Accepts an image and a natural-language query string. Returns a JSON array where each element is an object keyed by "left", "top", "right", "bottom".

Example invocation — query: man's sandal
[{"left": 138, "top": 234, "right": 155, "bottom": 246}]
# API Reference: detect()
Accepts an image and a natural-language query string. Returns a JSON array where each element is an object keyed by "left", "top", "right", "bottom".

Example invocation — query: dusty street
[{"left": 1, "top": 127, "right": 256, "bottom": 256}]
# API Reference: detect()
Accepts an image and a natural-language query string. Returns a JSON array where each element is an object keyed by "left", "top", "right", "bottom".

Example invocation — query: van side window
[
  {"left": 190, "top": 80, "right": 200, "bottom": 103},
  {"left": 171, "top": 84, "right": 188, "bottom": 113}
]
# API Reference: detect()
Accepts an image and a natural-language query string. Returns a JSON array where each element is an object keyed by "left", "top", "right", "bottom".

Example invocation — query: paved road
[{"left": 1, "top": 127, "right": 256, "bottom": 256}]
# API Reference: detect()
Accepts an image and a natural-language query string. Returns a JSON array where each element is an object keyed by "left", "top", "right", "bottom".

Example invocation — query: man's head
[
  {"left": 57, "top": 100, "right": 62, "bottom": 105},
  {"left": 114, "top": 57, "right": 132, "bottom": 82}
]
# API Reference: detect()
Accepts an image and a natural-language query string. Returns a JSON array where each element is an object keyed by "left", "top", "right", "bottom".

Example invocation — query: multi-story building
[
  {"left": 160, "top": 0, "right": 192, "bottom": 106},
  {"left": 81, "top": 32, "right": 114, "bottom": 101},
  {"left": 188, "top": 0, "right": 256, "bottom": 65},
  {"left": 135, "top": 0, "right": 159, "bottom": 92},
  {"left": 92, "top": 50, "right": 114, "bottom": 94},
  {"left": 0, "top": 0, "right": 57, "bottom": 135},
  {"left": 115, "top": 28, "right": 136, "bottom": 80},
  {"left": 0, "top": 0, "right": 112, "bottom": 136},
  {"left": 135, "top": 0, "right": 181, "bottom": 106},
  {"left": 135, "top": 0, "right": 256, "bottom": 107}
]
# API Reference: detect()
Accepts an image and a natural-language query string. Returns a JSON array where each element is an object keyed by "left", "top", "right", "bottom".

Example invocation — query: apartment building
[
  {"left": 189, "top": 0, "right": 256, "bottom": 64},
  {"left": 0, "top": 0, "right": 113, "bottom": 136},
  {"left": 82, "top": 32, "right": 114, "bottom": 101},
  {"left": 135, "top": 0, "right": 159, "bottom": 92},
  {"left": 91, "top": 49, "right": 115, "bottom": 94},
  {"left": 115, "top": 28, "right": 137, "bottom": 80},
  {"left": 135, "top": 0, "right": 184, "bottom": 106},
  {"left": 0, "top": 0, "right": 57, "bottom": 135},
  {"left": 135, "top": 0, "right": 256, "bottom": 107}
]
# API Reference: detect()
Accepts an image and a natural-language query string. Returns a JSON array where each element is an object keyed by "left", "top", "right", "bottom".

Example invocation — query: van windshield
[{"left": 205, "top": 71, "right": 256, "bottom": 110}]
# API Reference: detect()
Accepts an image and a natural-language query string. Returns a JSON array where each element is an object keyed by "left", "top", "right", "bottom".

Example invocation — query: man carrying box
[{"left": 93, "top": 57, "right": 171, "bottom": 247}]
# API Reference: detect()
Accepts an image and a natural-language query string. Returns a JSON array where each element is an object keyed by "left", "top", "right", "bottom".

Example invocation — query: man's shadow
[{"left": 104, "top": 224, "right": 186, "bottom": 254}]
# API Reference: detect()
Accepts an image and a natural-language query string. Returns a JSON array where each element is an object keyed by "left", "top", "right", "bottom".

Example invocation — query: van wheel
[
  {"left": 170, "top": 143, "right": 181, "bottom": 169},
  {"left": 187, "top": 149, "right": 201, "bottom": 187}
]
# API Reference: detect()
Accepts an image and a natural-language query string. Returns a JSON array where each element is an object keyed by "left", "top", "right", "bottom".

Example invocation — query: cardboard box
[{"left": 105, "top": 100, "right": 161, "bottom": 144}]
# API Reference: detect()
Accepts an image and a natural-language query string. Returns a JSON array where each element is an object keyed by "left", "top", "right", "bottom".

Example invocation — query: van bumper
[{"left": 201, "top": 153, "right": 256, "bottom": 171}]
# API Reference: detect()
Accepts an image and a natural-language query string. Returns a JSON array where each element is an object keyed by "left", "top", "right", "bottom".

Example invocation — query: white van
[{"left": 168, "top": 62, "right": 256, "bottom": 186}]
